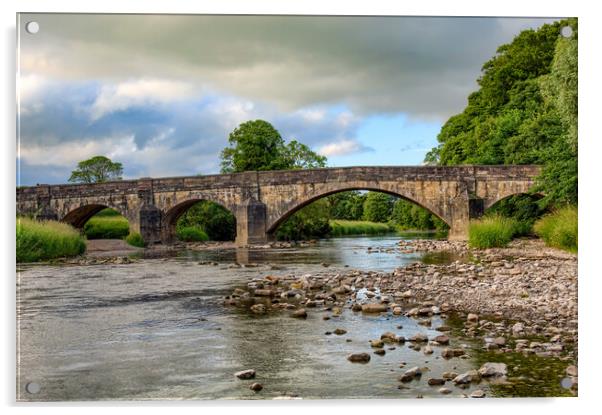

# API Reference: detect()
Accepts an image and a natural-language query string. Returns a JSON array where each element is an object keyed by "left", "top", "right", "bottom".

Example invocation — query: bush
[
  {"left": 468, "top": 215, "right": 526, "bottom": 249},
  {"left": 83, "top": 215, "right": 130, "bottom": 239},
  {"left": 330, "top": 220, "right": 393, "bottom": 236},
  {"left": 125, "top": 232, "right": 145, "bottom": 247},
  {"left": 534, "top": 206, "right": 577, "bottom": 252},
  {"left": 176, "top": 226, "right": 209, "bottom": 242},
  {"left": 16, "top": 217, "right": 86, "bottom": 262}
]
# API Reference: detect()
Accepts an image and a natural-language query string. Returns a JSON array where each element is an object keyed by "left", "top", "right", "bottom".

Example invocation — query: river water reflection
[{"left": 16, "top": 234, "right": 498, "bottom": 400}]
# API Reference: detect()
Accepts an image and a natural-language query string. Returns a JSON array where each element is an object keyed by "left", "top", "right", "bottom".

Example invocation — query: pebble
[
  {"left": 470, "top": 389, "right": 486, "bottom": 398},
  {"left": 291, "top": 308, "right": 308, "bottom": 318},
  {"left": 249, "top": 383, "right": 263, "bottom": 392},
  {"left": 347, "top": 353, "right": 371, "bottom": 363},
  {"left": 235, "top": 369, "right": 256, "bottom": 379}
]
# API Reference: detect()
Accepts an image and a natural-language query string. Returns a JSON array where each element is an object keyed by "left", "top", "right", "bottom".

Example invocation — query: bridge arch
[
  {"left": 265, "top": 186, "right": 451, "bottom": 236},
  {"left": 162, "top": 198, "right": 237, "bottom": 242},
  {"left": 61, "top": 203, "right": 132, "bottom": 229}
]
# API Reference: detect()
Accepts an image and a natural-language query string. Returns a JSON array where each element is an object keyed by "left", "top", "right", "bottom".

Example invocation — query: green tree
[
  {"left": 282, "top": 140, "right": 327, "bottom": 169},
  {"left": 220, "top": 120, "right": 326, "bottom": 173},
  {"left": 68, "top": 156, "right": 123, "bottom": 184},
  {"left": 362, "top": 192, "right": 394, "bottom": 223},
  {"left": 327, "top": 191, "right": 366, "bottom": 220},
  {"left": 220, "top": 120, "right": 288, "bottom": 173}
]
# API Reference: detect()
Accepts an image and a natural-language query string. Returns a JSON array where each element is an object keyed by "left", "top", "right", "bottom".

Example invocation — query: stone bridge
[{"left": 16, "top": 165, "right": 541, "bottom": 246}]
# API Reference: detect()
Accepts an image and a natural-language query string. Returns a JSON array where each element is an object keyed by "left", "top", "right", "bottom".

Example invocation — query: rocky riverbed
[{"left": 223, "top": 238, "right": 578, "bottom": 395}]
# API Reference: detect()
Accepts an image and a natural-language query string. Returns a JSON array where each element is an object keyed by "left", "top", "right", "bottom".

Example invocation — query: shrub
[
  {"left": 125, "top": 232, "right": 145, "bottom": 247},
  {"left": 83, "top": 216, "right": 130, "bottom": 239},
  {"left": 468, "top": 215, "right": 523, "bottom": 249},
  {"left": 534, "top": 206, "right": 577, "bottom": 252},
  {"left": 16, "top": 217, "right": 86, "bottom": 262},
  {"left": 176, "top": 226, "right": 209, "bottom": 242}
]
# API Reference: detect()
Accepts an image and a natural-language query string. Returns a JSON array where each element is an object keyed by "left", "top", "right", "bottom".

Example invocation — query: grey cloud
[{"left": 19, "top": 14, "right": 562, "bottom": 119}]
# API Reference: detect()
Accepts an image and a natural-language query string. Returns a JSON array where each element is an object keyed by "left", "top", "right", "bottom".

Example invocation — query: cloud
[
  {"left": 318, "top": 139, "right": 374, "bottom": 157},
  {"left": 90, "top": 78, "right": 197, "bottom": 119},
  {"left": 19, "top": 14, "right": 561, "bottom": 119},
  {"left": 16, "top": 77, "right": 369, "bottom": 184}
]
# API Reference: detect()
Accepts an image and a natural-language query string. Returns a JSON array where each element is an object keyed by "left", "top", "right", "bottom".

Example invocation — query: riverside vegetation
[{"left": 16, "top": 217, "right": 86, "bottom": 262}]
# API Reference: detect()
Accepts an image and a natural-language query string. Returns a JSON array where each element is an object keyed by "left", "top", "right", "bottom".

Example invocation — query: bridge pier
[
  {"left": 235, "top": 198, "right": 269, "bottom": 247},
  {"left": 138, "top": 204, "right": 163, "bottom": 245}
]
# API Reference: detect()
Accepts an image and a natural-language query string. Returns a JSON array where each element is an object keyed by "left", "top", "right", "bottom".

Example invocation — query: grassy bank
[
  {"left": 468, "top": 215, "right": 529, "bottom": 249},
  {"left": 83, "top": 215, "right": 130, "bottom": 239},
  {"left": 17, "top": 217, "right": 86, "bottom": 262},
  {"left": 329, "top": 220, "right": 394, "bottom": 236},
  {"left": 534, "top": 206, "right": 577, "bottom": 252}
]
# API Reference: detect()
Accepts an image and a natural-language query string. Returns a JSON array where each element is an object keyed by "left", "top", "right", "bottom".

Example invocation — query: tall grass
[
  {"left": 17, "top": 217, "right": 86, "bottom": 262},
  {"left": 329, "top": 220, "right": 394, "bottom": 236},
  {"left": 176, "top": 226, "right": 209, "bottom": 242},
  {"left": 83, "top": 216, "right": 130, "bottom": 239},
  {"left": 468, "top": 215, "right": 527, "bottom": 249},
  {"left": 534, "top": 206, "right": 577, "bottom": 252}
]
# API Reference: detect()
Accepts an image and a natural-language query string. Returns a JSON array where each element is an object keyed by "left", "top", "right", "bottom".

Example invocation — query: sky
[{"left": 17, "top": 14, "right": 560, "bottom": 185}]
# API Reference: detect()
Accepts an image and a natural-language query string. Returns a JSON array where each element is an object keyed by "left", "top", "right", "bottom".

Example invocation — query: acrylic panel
[{"left": 16, "top": 13, "right": 578, "bottom": 401}]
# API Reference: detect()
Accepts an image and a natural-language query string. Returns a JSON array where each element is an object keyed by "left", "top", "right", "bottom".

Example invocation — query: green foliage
[
  {"left": 83, "top": 212, "right": 130, "bottom": 239},
  {"left": 426, "top": 19, "right": 578, "bottom": 209},
  {"left": 176, "top": 226, "right": 209, "bottom": 242},
  {"left": 329, "top": 220, "right": 393, "bottom": 236},
  {"left": 281, "top": 140, "right": 327, "bottom": 170},
  {"left": 391, "top": 199, "right": 449, "bottom": 231},
  {"left": 486, "top": 194, "right": 546, "bottom": 229},
  {"left": 220, "top": 120, "right": 326, "bottom": 173},
  {"left": 125, "top": 232, "right": 145, "bottom": 248},
  {"left": 362, "top": 192, "right": 394, "bottom": 223},
  {"left": 69, "top": 156, "right": 123, "bottom": 184},
  {"left": 534, "top": 206, "right": 577, "bottom": 252},
  {"left": 327, "top": 191, "right": 366, "bottom": 220},
  {"left": 275, "top": 199, "right": 331, "bottom": 241},
  {"left": 17, "top": 217, "right": 86, "bottom": 262},
  {"left": 176, "top": 200, "right": 236, "bottom": 241},
  {"left": 468, "top": 215, "right": 524, "bottom": 249}
]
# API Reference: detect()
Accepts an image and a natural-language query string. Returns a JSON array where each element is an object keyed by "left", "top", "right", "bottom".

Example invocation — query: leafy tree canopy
[
  {"left": 220, "top": 120, "right": 326, "bottom": 173},
  {"left": 68, "top": 156, "right": 123, "bottom": 184}
]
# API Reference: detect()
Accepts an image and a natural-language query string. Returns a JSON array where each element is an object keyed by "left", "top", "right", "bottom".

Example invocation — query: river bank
[{"left": 223, "top": 238, "right": 578, "bottom": 394}]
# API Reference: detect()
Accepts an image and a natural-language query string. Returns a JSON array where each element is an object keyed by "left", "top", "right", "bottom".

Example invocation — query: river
[{"left": 16, "top": 234, "right": 569, "bottom": 400}]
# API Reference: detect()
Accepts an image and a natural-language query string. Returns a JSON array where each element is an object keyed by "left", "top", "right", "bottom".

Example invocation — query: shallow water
[{"left": 16, "top": 234, "right": 568, "bottom": 400}]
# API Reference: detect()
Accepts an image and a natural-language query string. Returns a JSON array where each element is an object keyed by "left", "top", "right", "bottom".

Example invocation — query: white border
[{"left": 2, "top": 1, "right": 600, "bottom": 415}]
